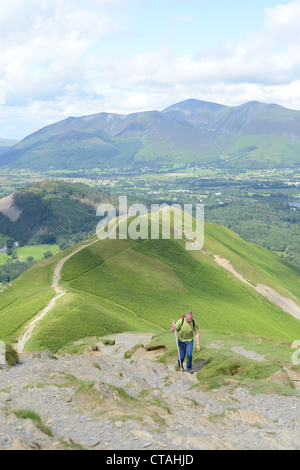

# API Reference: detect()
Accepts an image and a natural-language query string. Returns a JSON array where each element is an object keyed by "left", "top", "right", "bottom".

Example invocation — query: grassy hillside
[
  {"left": 202, "top": 223, "right": 300, "bottom": 300},
  {"left": 1, "top": 216, "right": 298, "bottom": 354},
  {"left": 0, "top": 255, "right": 57, "bottom": 343},
  {"left": 0, "top": 240, "right": 92, "bottom": 344}
]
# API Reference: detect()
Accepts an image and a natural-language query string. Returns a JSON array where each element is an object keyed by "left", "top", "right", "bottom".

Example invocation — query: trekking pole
[{"left": 172, "top": 319, "right": 183, "bottom": 372}]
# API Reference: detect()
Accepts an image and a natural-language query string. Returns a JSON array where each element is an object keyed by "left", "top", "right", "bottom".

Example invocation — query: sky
[{"left": 1, "top": 0, "right": 300, "bottom": 139}]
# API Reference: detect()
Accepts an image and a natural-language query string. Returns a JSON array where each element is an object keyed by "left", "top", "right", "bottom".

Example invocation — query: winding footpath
[
  {"left": 16, "top": 238, "right": 100, "bottom": 353},
  {"left": 15, "top": 215, "right": 161, "bottom": 353},
  {"left": 16, "top": 215, "right": 129, "bottom": 353}
]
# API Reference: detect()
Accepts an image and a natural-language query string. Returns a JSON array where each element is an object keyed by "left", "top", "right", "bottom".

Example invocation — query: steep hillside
[
  {"left": 0, "top": 181, "right": 117, "bottom": 248},
  {"left": 1, "top": 100, "right": 300, "bottom": 170},
  {"left": 0, "top": 217, "right": 299, "bottom": 354}
]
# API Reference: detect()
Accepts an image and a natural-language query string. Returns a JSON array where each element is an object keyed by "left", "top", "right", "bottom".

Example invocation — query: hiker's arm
[
  {"left": 195, "top": 331, "right": 200, "bottom": 352},
  {"left": 171, "top": 321, "right": 176, "bottom": 332}
]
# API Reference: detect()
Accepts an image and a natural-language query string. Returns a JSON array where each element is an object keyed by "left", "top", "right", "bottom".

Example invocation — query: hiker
[{"left": 171, "top": 311, "right": 200, "bottom": 373}]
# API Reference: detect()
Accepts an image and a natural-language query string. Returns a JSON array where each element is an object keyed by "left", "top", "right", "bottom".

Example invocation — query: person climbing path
[{"left": 171, "top": 311, "right": 200, "bottom": 373}]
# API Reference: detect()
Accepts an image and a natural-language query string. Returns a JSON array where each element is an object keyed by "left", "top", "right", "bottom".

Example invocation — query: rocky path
[{"left": 1, "top": 333, "right": 299, "bottom": 450}]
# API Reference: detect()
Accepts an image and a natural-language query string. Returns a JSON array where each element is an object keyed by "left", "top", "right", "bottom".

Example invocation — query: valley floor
[{"left": 0, "top": 333, "right": 299, "bottom": 451}]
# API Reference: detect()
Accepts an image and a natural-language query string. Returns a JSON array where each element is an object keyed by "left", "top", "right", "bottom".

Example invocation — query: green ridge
[{"left": 0, "top": 219, "right": 298, "bottom": 353}]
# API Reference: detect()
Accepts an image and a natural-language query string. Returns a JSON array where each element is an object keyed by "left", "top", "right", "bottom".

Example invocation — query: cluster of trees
[
  {"left": 0, "top": 257, "right": 35, "bottom": 284},
  {"left": 16, "top": 180, "right": 115, "bottom": 206},
  {"left": 0, "top": 181, "right": 112, "bottom": 284},
  {"left": 206, "top": 198, "right": 300, "bottom": 266},
  {"left": 0, "top": 250, "right": 53, "bottom": 285},
  {"left": 0, "top": 192, "right": 52, "bottom": 245},
  {"left": 57, "top": 231, "right": 95, "bottom": 250},
  {"left": 0, "top": 181, "right": 107, "bottom": 248}
]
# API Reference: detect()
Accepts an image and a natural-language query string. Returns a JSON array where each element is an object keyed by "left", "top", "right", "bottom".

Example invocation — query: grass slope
[
  {"left": 24, "top": 223, "right": 300, "bottom": 352},
  {"left": 0, "top": 256, "right": 56, "bottom": 343},
  {"left": 0, "top": 241, "right": 88, "bottom": 344},
  {"left": 202, "top": 223, "right": 300, "bottom": 301},
  {"left": 0, "top": 220, "right": 299, "bottom": 353}
]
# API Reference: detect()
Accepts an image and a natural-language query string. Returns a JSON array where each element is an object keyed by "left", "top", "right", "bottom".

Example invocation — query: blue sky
[
  {"left": 118, "top": 0, "right": 277, "bottom": 53},
  {"left": 1, "top": 0, "right": 300, "bottom": 139}
]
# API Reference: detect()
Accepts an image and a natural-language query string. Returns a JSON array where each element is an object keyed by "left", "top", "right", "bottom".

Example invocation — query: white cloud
[
  {"left": 0, "top": 0, "right": 124, "bottom": 105},
  {"left": 265, "top": 0, "right": 300, "bottom": 38},
  {"left": 105, "top": 0, "right": 300, "bottom": 112}
]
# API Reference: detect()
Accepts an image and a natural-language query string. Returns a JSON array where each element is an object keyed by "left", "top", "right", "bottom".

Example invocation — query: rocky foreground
[{"left": 0, "top": 333, "right": 299, "bottom": 450}]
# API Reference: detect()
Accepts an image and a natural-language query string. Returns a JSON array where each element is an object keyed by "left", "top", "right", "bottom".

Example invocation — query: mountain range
[{"left": 1, "top": 99, "right": 300, "bottom": 170}]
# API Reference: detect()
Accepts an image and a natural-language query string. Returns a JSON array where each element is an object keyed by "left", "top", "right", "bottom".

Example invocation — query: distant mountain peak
[{"left": 162, "top": 98, "right": 226, "bottom": 114}]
